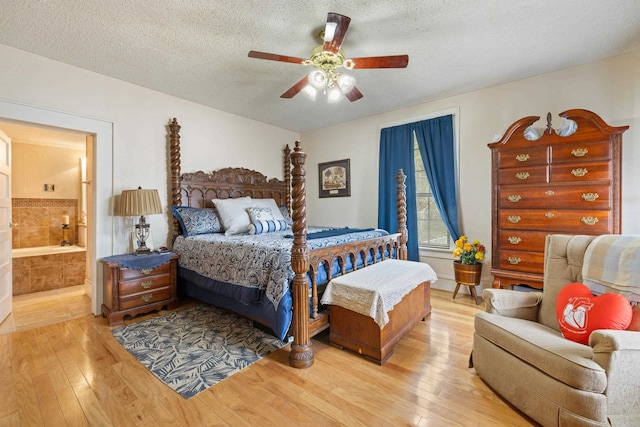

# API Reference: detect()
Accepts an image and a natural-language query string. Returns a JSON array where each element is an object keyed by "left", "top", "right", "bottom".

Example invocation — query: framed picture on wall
[{"left": 318, "top": 159, "right": 351, "bottom": 198}]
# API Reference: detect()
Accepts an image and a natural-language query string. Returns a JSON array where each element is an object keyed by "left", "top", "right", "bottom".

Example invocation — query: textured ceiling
[
  {"left": 0, "top": 121, "right": 86, "bottom": 149},
  {"left": 1, "top": 1, "right": 640, "bottom": 133}
]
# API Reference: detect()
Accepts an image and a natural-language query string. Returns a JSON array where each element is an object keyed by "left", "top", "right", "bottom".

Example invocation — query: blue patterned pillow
[
  {"left": 248, "top": 219, "right": 288, "bottom": 235},
  {"left": 171, "top": 206, "right": 223, "bottom": 236}
]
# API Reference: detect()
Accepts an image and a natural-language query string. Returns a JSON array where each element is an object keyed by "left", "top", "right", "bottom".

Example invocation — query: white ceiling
[
  {"left": 2, "top": 1, "right": 640, "bottom": 133},
  {"left": 0, "top": 121, "right": 87, "bottom": 149}
]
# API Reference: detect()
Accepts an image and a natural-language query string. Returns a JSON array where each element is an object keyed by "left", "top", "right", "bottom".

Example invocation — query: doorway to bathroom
[
  {"left": 0, "top": 99, "right": 114, "bottom": 331},
  {"left": 0, "top": 121, "right": 93, "bottom": 333}
]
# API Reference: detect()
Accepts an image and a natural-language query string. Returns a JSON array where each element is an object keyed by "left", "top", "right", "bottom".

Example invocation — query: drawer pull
[
  {"left": 515, "top": 172, "right": 530, "bottom": 180},
  {"left": 515, "top": 154, "right": 530, "bottom": 162},
  {"left": 545, "top": 190, "right": 554, "bottom": 195},
  {"left": 581, "top": 192, "right": 599, "bottom": 202},
  {"left": 581, "top": 216, "right": 599, "bottom": 226},
  {"left": 507, "top": 236, "right": 521, "bottom": 245},
  {"left": 507, "top": 195, "right": 521, "bottom": 202},
  {"left": 508, "top": 257, "right": 521, "bottom": 265},
  {"left": 571, "top": 148, "right": 588, "bottom": 157},
  {"left": 507, "top": 215, "right": 521, "bottom": 223},
  {"left": 141, "top": 268, "right": 152, "bottom": 275},
  {"left": 141, "top": 280, "right": 152, "bottom": 289},
  {"left": 141, "top": 294, "right": 153, "bottom": 303},
  {"left": 571, "top": 168, "right": 588, "bottom": 177},
  {"left": 545, "top": 212, "right": 554, "bottom": 218}
]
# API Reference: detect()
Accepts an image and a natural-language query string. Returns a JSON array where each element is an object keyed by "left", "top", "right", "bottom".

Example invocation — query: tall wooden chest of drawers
[
  {"left": 488, "top": 109, "right": 627, "bottom": 289},
  {"left": 101, "top": 252, "right": 179, "bottom": 325}
]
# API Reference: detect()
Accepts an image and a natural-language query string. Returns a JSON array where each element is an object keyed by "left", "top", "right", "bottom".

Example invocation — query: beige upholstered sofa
[{"left": 472, "top": 234, "right": 640, "bottom": 426}]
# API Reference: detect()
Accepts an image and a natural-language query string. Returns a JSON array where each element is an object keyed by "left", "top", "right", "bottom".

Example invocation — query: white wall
[
  {"left": 0, "top": 44, "right": 299, "bottom": 314},
  {"left": 301, "top": 50, "right": 640, "bottom": 293},
  {"left": 12, "top": 143, "right": 84, "bottom": 199}
]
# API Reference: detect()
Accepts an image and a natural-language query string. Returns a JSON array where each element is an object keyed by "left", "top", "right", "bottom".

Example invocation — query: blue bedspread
[
  {"left": 285, "top": 227, "right": 375, "bottom": 240},
  {"left": 173, "top": 227, "right": 389, "bottom": 338}
]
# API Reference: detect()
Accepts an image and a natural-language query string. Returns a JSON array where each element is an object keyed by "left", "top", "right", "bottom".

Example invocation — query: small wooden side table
[{"left": 101, "top": 252, "right": 179, "bottom": 326}]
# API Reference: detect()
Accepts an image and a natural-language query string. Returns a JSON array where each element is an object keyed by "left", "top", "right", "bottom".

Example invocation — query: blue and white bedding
[{"left": 173, "top": 227, "right": 390, "bottom": 339}]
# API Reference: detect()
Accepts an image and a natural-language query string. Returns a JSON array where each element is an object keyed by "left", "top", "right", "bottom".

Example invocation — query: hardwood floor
[
  {"left": 0, "top": 288, "right": 537, "bottom": 426},
  {"left": 0, "top": 285, "right": 91, "bottom": 336}
]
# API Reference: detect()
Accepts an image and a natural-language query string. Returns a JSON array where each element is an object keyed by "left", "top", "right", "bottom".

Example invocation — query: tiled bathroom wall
[
  {"left": 12, "top": 198, "right": 77, "bottom": 248},
  {"left": 13, "top": 251, "right": 86, "bottom": 295}
]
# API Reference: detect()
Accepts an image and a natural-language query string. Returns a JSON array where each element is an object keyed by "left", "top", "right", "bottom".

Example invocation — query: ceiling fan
[{"left": 248, "top": 12, "right": 409, "bottom": 102}]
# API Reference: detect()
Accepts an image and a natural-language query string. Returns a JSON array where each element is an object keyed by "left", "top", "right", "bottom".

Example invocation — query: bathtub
[
  {"left": 12, "top": 245, "right": 86, "bottom": 258},
  {"left": 12, "top": 246, "right": 87, "bottom": 295}
]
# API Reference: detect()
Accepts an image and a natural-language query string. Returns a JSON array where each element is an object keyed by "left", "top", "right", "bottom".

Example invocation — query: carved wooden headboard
[
  {"left": 178, "top": 167, "right": 289, "bottom": 208},
  {"left": 168, "top": 118, "right": 292, "bottom": 241}
]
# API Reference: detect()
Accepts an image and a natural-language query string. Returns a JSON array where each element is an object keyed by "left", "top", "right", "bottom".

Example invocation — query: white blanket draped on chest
[{"left": 321, "top": 259, "right": 438, "bottom": 328}]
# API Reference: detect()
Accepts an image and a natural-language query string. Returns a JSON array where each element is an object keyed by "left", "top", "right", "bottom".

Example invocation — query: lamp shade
[{"left": 119, "top": 188, "right": 162, "bottom": 217}]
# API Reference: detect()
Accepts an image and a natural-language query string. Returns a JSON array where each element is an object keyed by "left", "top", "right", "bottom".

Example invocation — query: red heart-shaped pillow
[{"left": 556, "top": 283, "right": 632, "bottom": 344}]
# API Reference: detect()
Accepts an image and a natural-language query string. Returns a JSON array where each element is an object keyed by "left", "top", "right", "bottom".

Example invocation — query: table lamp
[{"left": 119, "top": 187, "right": 162, "bottom": 255}]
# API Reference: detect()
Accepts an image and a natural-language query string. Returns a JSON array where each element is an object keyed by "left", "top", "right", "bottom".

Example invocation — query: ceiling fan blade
[
  {"left": 349, "top": 55, "right": 409, "bottom": 69},
  {"left": 343, "top": 86, "right": 363, "bottom": 102},
  {"left": 280, "top": 76, "right": 309, "bottom": 99},
  {"left": 323, "top": 13, "right": 351, "bottom": 53},
  {"left": 248, "top": 50, "right": 307, "bottom": 65}
]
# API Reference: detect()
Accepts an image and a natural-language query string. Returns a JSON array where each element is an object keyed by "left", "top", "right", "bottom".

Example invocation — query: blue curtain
[
  {"left": 413, "top": 115, "right": 460, "bottom": 241},
  {"left": 378, "top": 124, "right": 419, "bottom": 261},
  {"left": 378, "top": 115, "right": 460, "bottom": 261}
]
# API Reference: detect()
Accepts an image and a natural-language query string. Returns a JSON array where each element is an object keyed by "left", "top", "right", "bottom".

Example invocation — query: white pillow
[
  {"left": 211, "top": 197, "right": 252, "bottom": 235},
  {"left": 247, "top": 198, "right": 286, "bottom": 222}
]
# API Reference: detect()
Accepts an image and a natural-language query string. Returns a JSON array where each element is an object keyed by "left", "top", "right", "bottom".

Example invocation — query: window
[
  {"left": 379, "top": 107, "right": 459, "bottom": 260},
  {"left": 414, "top": 136, "right": 451, "bottom": 249}
]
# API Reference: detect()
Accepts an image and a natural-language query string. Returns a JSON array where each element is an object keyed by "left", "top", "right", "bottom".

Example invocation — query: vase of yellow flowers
[{"left": 452, "top": 236, "right": 486, "bottom": 304}]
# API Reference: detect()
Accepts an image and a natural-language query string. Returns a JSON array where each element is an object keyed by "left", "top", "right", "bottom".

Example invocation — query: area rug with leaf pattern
[{"left": 111, "top": 304, "right": 289, "bottom": 399}]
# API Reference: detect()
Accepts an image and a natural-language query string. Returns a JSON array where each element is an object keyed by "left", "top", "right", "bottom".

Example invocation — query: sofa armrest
[
  {"left": 590, "top": 329, "right": 640, "bottom": 352},
  {"left": 590, "top": 330, "right": 640, "bottom": 418},
  {"left": 482, "top": 289, "right": 543, "bottom": 321}
]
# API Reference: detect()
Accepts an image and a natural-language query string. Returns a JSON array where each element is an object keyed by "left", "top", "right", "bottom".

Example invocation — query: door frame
[
  {"left": 0, "top": 128, "right": 11, "bottom": 323},
  {"left": 0, "top": 99, "right": 114, "bottom": 315}
]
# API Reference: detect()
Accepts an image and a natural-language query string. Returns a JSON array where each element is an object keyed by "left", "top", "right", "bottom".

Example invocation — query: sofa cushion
[{"left": 475, "top": 311, "right": 607, "bottom": 393}]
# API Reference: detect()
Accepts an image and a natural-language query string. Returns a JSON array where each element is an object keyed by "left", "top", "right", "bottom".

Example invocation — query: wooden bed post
[
  {"left": 169, "top": 118, "right": 182, "bottom": 243},
  {"left": 396, "top": 169, "right": 408, "bottom": 261},
  {"left": 289, "top": 141, "right": 313, "bottom": 368},
  {"left": 283, "top": 144, "right": 292, "bottom": 214}
]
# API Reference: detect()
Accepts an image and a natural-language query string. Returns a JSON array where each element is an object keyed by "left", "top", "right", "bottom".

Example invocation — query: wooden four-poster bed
[{"left": 167, "top": 118, "right": 408, "bottom": 368}]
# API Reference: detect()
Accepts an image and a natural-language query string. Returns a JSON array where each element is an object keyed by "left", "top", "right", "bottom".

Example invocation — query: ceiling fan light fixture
[
  {"left": 335, "top": 73, "right": 355, "bottom": 93},
  {"left": 308, "top": 70, "right": 327, "bottom": 90},
  {"left": 302, "top": 85, "right": 317, "bottom": 100},
  {"left": 327, "top": 86, "right": 343, "bottom": 103}
]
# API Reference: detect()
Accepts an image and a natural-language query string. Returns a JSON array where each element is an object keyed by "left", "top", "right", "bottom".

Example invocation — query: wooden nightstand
[{"left": 101, "top": 252, "right": 179, "bottom": 326}]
